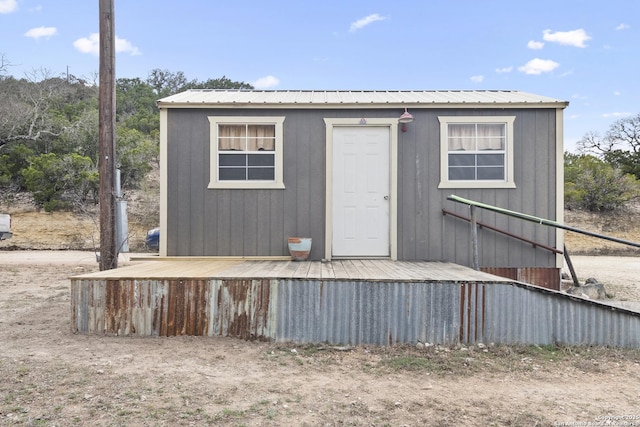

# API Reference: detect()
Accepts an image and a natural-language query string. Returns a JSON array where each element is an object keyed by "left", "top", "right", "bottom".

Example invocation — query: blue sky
[{"left": 1, "top": 0, "right": 638, "bottom": 152}]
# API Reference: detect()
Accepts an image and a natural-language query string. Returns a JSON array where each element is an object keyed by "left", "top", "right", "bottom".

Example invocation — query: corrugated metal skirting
[
  {"left": 70, "top": 278, "right": 640, "bottom": 347},
  {"left": 481, "top": 267, "right": 561, "bottom": 290}
]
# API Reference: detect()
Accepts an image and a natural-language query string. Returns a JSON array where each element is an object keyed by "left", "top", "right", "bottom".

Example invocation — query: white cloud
[
  {"left": 24, "top": 26, "right": 58, "bottom": 40},
  {"left": 527, "top": 40, "right": 544, "bottom": 50},
  {"left": 495, "top": 66, "right": 513, "bottom": 74},
  {"left": 542, "top": 29, "right": 591, "bottom": 48},
  {"left": 569, "top": 114, "right": 580, "bottom": 120},
  {"left": 518, "top": 58, "right": 560, "bottom": 75},
  {"left": 74, "top": 34, "right": 99, "bottom": 55},
  {"left": 602, "top": 112, "right": 632, "bottom": 118},
  {"left": 73, "top": 33, "right": 141, "bottom": 56},
  {"left": 253, "top": 75, "right": 279, "bottom": 89},
  {"left": 614, "top": 90, "right": 621, "bottom": 96},
  {"left": 0, "top": 0, "right": 17, "bottom": 13},
  {"left": 616, "top": 23, "right": 630, "bottom": 31},
  {"left": 470, "top": 75, "right": 484, "bottom": 83},
  {"left": 115, "top": 36, "right": 141, "bottom": 56},
  {"left": 349, "top": 13, "right": 387, "bottom": 32}
]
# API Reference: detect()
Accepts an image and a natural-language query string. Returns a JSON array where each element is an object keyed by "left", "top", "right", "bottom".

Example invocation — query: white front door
[{"left": 332, "top": 126, "right": 390, "bottom": 257}]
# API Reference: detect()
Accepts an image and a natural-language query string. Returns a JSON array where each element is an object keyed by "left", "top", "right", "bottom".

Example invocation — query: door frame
[{"left": 323, "top": 118, "right": 399, "bottom": 260}]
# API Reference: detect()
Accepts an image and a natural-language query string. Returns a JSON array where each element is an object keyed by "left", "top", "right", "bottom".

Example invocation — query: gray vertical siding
[{"left": 166, "top": 107, "right": 559, "bottom": 270}]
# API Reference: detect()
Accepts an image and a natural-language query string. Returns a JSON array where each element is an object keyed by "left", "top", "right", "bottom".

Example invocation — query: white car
[{"left": 0, "top": 214, "right": 12, "bottom": 240}]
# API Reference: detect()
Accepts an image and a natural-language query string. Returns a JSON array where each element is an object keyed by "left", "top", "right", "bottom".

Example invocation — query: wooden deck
[
  {"left": 69, "top": 257, "right": 640, "bottom": 347},
  {"left": 71, "top": 258, "right": 510, "bottom": 283}
]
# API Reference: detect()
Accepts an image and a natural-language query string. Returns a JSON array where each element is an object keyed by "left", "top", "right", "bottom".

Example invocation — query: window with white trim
[
  {"left": 438, "top": 116, "right": 516, "bottom": 189},
  {"left": 208, "top": 116, "right": 285, "bottom": 189}
]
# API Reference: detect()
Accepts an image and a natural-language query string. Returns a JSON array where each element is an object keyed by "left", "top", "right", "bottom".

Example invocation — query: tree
[
  {"left": 0, "top": 144, "right": 35, "bottom": 190},
  {"left": 146, "top": 69, "right": 253, "bottom": 97},
  {"left": 0, "top": 67, "right": 253, "bottom": 211},
  {"left": 115, "top": 77, "right": 159, "bottom": 136},
  {"left": 0, "top": 53, "right": 12, "bottom": 76},
  {"left": 0, "top": 70, "right": 97, "bottom": 152},
  {"left": 564, "top": 153, "right": 639, "bottom": 211},
  {"left": 22, "top": 152, "right": 98, "bottom": 211},
  {"left": 190, "top": 76, "right": 253, "bottom": 90},
  {"left": 578, "top": 113, "right": 640, "bottom": 180},
  {"left": 147, "top": 69, "right": 191, "bottom": 97},
  {"left": 116, "top": 126, "right": 158, "bottom": 189},
  {"left": 578, "top": 113, "right": 640, "bottom": 154}
]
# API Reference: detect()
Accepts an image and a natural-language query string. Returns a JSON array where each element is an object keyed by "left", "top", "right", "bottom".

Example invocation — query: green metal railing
[{"left": 446, "top": 195, "right": 640, "bottom": 283}]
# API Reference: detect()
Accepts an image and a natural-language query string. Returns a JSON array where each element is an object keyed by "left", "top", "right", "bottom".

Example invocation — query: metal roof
[{"left": 157, "top": 89, "right": 569, "bottom": 109}]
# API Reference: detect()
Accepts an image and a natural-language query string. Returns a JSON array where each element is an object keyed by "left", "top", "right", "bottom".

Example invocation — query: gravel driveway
[{"left": 568, "top": 255, "right": 640, "bottom": 310}]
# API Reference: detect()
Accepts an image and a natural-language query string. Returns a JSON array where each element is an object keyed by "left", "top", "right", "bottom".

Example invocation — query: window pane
[
  {"left": 477, "top": 167, "right": 504, "bottom": 180},
  {"left": 449, "top": 154, "right": 475, "bottom": 167},
  {"left": 247, "top": 125, "right": 275, "bottom": 151},
  {"left": 218, "top": 125, "right": 246, "bottom": 150},
  {"left": 219, "top": 168, "right": 247, "bottom": 180},
  {"left": 476, "top": 124, "right": 505, "bottom": 150},
  {"left": 219, "top": 124, "right": 246, "bottom": 137},
  {"left": 477, "top": 137, "right": 504, "bottom": 150},
  {"left": 449, "top": 124, "right": 476, "bottom": 137},
  {"left": 248, "top": 167, "right": 275, "bottom": 180},
  {"left": 448, "top": 137, "right": 473, "bottom": 151},
  {"left": 441, "top": 117, "right": 512, "bottom": 185},
  {"left": 219, "top": 154, "right": 247, "bottom": 166},
  {"left": 477, "top": 154, "right": 504, "bottom": 166},
  {"left": 248, "top": 154, "right": 275, "bottom": 167},
  {"left": 449, "top": 167, "right": 475, "bottom": 180},
  {"left": 477, "top": 123, "right": 504, "bottom": 137},
  {"left": 448, "top": 124, "right": 476, "bottom": 151}
]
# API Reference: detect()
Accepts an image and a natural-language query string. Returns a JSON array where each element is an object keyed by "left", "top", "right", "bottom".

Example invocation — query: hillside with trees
[
  {"left": 0, "top": 61, "right": 252, "bottom": 212},
  {"left": 1, "top": 53, "right": 639, "bottom": 252}
]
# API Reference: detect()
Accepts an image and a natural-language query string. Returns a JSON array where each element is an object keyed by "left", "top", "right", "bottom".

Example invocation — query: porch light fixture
[{"left": 399, "top": 108, "right": 414, "bottom": 132}]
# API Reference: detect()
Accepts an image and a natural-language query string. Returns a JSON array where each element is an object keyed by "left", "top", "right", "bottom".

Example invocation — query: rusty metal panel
[
  {"left": 459, "top": 283, "right": 486, "bottom": 344},
  {"left": 481, "top": 267, "right": 560, "bottom": 290},
  {"left": 72, "top": 275, "right": 640, "bottom": 347},
  {"left": 210, "top": 279, "right": 276, "bottom": 340},
  {"left": 72, "top": 278, "right": 213, "bottom": 337},
  {"left": 70, "top": 278, "right": 278, "bottom": 339}
]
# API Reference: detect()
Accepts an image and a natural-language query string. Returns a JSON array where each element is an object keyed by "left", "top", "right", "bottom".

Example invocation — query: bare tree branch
[
  {"left": 606, "top": 113, "right": 640, "bottom": 154},
  {"left": 578, "top": 113, "right": 640, "bottom": 157}
]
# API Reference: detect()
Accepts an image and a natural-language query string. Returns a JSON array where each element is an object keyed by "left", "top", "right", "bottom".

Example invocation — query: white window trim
[
  {"left": 208, "top": 116, "right": 285, "bottom": 189},
  {"left": 438, "top": 115, "right": 516, "bottom": 189}
]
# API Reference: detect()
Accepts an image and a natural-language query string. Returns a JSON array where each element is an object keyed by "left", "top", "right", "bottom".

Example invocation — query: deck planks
[{"left": 71, "top": 258, "right": 508, "bottom": 283}]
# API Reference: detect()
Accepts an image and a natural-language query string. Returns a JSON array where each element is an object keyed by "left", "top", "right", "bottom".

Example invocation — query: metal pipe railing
[
  {"left": 447, "top": 194, "right": 640, "bottom": 249},
  {"left": 442, "top": 208, "right": 563, "bottom": 254}
]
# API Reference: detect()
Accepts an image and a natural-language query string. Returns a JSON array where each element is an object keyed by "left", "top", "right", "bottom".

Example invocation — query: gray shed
[{"left": 157, "top": 90, "right": 569, "bottom": 288}]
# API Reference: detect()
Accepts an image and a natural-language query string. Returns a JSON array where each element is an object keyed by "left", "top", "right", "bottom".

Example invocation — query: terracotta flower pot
[{"left": 287, "top": 237, "right": 312, "bottom": 261}]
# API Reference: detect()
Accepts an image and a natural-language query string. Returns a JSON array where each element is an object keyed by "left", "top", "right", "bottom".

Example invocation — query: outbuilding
[{"left": 156, "top": 90, "right": 568, "bottom": 288}]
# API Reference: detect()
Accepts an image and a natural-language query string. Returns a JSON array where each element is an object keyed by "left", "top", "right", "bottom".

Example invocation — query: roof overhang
[{"left": 157, "top": 90, "right": 569, "bottom": 110}]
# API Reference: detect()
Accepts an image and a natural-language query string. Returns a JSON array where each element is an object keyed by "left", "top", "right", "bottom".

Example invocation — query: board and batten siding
[
  {"left": 397, "top": 108, "right": 558, "bottom": 268},
  {"left": 166, "top": 108, "right": 328, "bottom": 259},
  {"left": 164, "top": 107, "right": 559, "bottom": 269}
]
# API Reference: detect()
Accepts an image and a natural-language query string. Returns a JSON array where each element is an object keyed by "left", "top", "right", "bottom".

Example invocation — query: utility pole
[{"left": 98, "top": 0, "right": 117, "bottom": 270}]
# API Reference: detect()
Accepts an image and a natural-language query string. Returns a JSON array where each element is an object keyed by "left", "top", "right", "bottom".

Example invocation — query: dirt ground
[
  {"left": 1, "top": 202, "right": 640, "bottom": 425},
  {"left": 0, "top": 251, "right": 639, "bottom": 426}
]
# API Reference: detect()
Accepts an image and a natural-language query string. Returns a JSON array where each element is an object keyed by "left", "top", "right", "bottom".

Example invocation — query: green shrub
[{"left": 564, "top": 153, "right": 640, "bottom": 211}]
